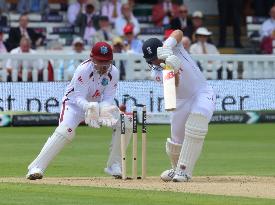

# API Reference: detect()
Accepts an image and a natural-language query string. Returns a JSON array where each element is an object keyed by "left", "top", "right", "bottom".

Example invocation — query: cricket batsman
[
  {"left": 142, "top": 30, "right": 216, "bottom": 182},
  {"left": 26, "top": 42, "right": 133, "bottom": 180}
]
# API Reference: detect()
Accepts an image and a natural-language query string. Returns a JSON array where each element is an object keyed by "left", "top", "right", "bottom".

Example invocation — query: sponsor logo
[
  {"left": 78, "top": 76, "right": 83, "bottom": 83},
  {"left": 101, "top": 78, "right": 109, "bottom": 86},
  {"left": 146, "top": 47, "right": 152, "bottom": 54},
  {"left": 100, "top": 46, "right": 108, "bottom": 54},
  {"left": 163, "top": 71, "right": 175, "bottom": 80},
  {"left": 0, "top": 114, "right": 11, "bottom": 127},
  {"left": 92, "top": 90, "right": 101, "bottom": 98}
]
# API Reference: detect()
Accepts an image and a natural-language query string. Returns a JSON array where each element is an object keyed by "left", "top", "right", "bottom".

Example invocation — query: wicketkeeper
[
  {"left": 142, "top": 30, "right": 216, "bottom": 182},
  {"left": 26, "top": 42, "right": 133, "bottom": 180}
]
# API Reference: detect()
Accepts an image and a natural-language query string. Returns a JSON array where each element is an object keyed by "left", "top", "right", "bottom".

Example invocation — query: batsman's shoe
[
  {"left": 26, "top": 167, "right": 43, "bottom": 180},
  {"left": 160, "top": 169, "right": 176, "bottom": 182},
  {"left": 104, "top": 163, "right": 122, "bottom": 179},
  {"left": 172, "top": 170, "right": 191, "bottom": 182}
]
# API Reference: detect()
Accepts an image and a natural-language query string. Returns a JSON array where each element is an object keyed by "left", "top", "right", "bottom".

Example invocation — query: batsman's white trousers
[{"left": 171, "top": 85, "right": 216, "bottom": 144}]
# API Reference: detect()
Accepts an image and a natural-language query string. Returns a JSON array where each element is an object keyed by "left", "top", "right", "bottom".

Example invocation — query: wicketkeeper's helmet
[{"left": 142, "top": 38, "right": 163, "bottom": 63}]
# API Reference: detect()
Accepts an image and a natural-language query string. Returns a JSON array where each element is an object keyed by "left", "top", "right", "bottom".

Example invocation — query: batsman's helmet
[
  {"left": 142, "top": 38, "right": 163, "bottom": 63},
  {"left": 90, "top": 42, "right": 113, "bottom": 61}
]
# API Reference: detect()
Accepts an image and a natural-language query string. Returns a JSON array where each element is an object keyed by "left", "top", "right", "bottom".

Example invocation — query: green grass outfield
[{"left": 0, "top": 124, "right": 275, "bottom": 204}]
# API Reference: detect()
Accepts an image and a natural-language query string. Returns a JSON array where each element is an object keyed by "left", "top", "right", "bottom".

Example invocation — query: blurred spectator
[
  {"left": 17, "top": 0, "right": 30, "bottom": 14},
  {"left": 254, "top": 0, "right": 275, "bottom": 16},
  {"left": 58, "top": 37, "right": 86, "bottom": 80},
  {"left": 182, "top": 36, "right": 191, "bottom": 52},
  {"left": 260, "top": 5, "right": 275, "bottom": 40},
  {"left": 170, "top": 5, "right": 192, "bottom": 31},
  {"left": 0, "top": 31, "right": 6, "bottom": 81},
  {"left": 67, "top": 0, "right": 88, "bottom": 25},
  {"left": 112, "top": 36, "right": 126, "bottom": 80},
  {"left": 190, "top": 27, "right": 232, "bottom": 79},
  {"left": 217, "top": 0, "right": 243, "bottom": 48},
  {"left": 128, "top": 0, "right": 135, "bottom": 9},
  {"left": 184, "top": 11, "right": 204, "bottom": 42},
  {"left": 72, "top": 37, "right": 85, "bottom": 53},
  {"left": 17, "top": 0, "right": 47, "bottom": 13},
  {"left": 0, "top": 8, "right": 7, "bottom": 26},
  {"left": 123, "top": 24, "right": 143, "bottom": 53},
  {"left": 260, "top": 30, "right": 275, "bottom": 54},
  {"left": 152, "top": 0, "right": 179, "bottom": 27},
  {"left": 90, "top": 0, "right": 100, "bottom": 12},
  {"left": 114, "top": 3, "right": 140, "bottom": 36},
  {"left": 6, "top": 37, "right": 44, "bottom": 81},
  {"left": 29, "top": 0, "right": 48, "bottom": 13},
  {"left": 0, "top": 1, "right": 7, "bottom": 12},
  {"left": 6, "top": 13, "right": 45, "bottom": 51},
  {"left": 112, "top": 36, "right": 125, "bottom": 53},
  {"left": 92, "top": 16, "right": 116, "bottom": 44},
  {"left": 190, "top": 27, "right": 218, "bottom": 54},
  {"left": 0, "top": 31, "right": 7, "bottom": 53},
  {"left": 74, "top": 0, "right": 97, "bottom": 45},
  {"left": 101, "top": 0, "right": 122, "bottom": 25},
  {"left": 67, "top": 0, "right": 100, "bottom": 25}
]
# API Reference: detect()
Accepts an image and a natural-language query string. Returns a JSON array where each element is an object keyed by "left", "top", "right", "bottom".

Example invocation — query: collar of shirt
[
  {"left": 179, "top": 17, "right": 187, "bottom": 28},
  {"left": 20, "top": 26, "right": 26, "bottom": 33}
]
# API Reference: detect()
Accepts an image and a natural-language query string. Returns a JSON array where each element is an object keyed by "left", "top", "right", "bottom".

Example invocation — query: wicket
[{"left": 120, "top": 105, "right": 147, "bottom": 180}]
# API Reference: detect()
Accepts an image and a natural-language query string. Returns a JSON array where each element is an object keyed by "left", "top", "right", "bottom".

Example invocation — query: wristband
[{"left": 163, "top": 37, "right": 177, "bottom": 48}]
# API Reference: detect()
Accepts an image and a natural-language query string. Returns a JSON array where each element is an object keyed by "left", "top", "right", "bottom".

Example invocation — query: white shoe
[
  {"left": 172, "top": 170, "right": 191, "bottom": 182},
  {"left": 104, "top": 163, "right": 122, "bottom": 179},
  {"left": 160, "top": 169, "right": 176, "bottom": 182},
  {"left": 26, "top": 167, "right": 43, "bottom": 180}
]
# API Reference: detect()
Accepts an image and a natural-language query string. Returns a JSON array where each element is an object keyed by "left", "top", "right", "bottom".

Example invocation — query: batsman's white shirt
[
  {"left": 152, "top": 43, "right": 216, "bottom": 144},
  {"left": 59, "top": 59, "right": 119, "bottom": 129}
]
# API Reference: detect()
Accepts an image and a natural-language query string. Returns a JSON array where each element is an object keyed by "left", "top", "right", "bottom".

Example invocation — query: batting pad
[
  {"left": 106, "top": 117, "right": 133, "bottom": 167},
  {"left": 28, "top": 124, "right": 75, "bottom": 172},
  {"left": 176, "top": 113, "right": 208, "bottom": 177},
  {"left": 166, "top": 138, "right": 182, "bottom": 169}
]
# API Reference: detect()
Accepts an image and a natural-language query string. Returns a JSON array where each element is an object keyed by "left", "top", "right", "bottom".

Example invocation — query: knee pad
[
  {"left": 192, "top": 105, "right": 213, "bottom": 122},
  {"left": 55, "top": 124, "right": 75, "bottom": 141}
]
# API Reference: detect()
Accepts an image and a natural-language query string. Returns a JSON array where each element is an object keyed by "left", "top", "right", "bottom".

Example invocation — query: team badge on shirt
[
  {"left": 78, "top": 76, "right": 83, "bottom": 83},
  {"left": 100, "top": 46, "right": 108, "bottom": 54},
  {"left": 101, "top": 78, "right": 109, "bottom": 86}
]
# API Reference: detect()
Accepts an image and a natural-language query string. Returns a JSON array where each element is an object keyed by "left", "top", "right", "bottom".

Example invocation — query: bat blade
[{"left": 162, "top": 69, "right": 176, "bottom": 111}]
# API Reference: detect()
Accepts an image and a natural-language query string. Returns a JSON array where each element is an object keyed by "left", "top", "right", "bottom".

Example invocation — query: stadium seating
[{"left": 1, "top": 53, "right": 275, "bottom": 82}]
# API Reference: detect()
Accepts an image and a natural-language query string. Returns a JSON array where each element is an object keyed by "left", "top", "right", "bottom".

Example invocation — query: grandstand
[
  {"left": 0, "top": 1, "right": 270, "bottom": 51},
  {"left": 0, "top": 0, "right": 274, "bottom": 82}
]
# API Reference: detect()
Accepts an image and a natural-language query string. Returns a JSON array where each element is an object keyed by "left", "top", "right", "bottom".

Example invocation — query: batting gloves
[
  {"left": 160, "top": 55, "right": 181, "bottom": 73},
  {"left": 157, "top": 46, "right": 173, "bottom": 60}
]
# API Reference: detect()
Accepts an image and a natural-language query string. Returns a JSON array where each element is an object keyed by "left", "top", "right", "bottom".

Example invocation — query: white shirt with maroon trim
[{"left": 62, "top": 59, "right": 119, "bottom": 112}]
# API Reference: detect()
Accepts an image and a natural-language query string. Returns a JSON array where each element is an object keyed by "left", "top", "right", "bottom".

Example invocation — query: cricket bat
[{"left": 162, "top": 64, "right": 176, "bottom": 111}]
